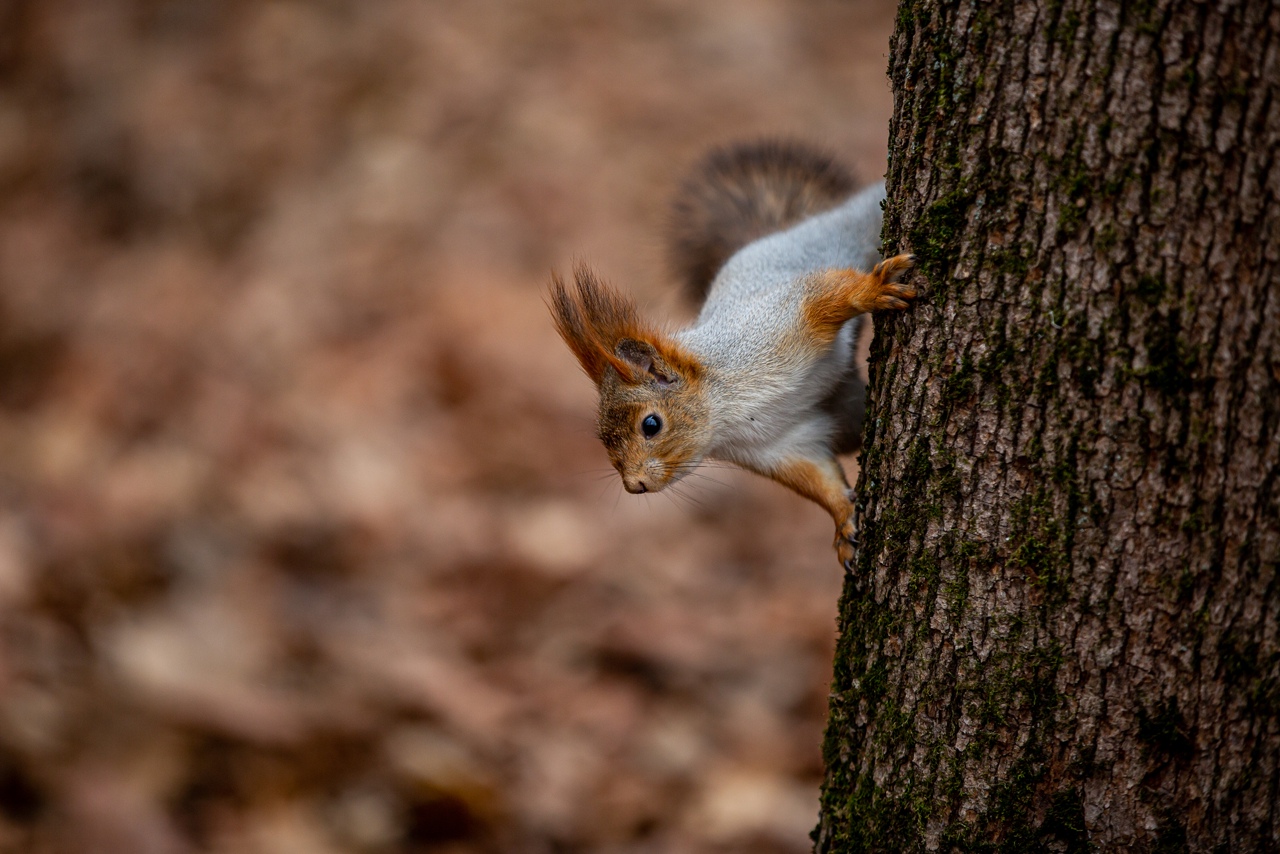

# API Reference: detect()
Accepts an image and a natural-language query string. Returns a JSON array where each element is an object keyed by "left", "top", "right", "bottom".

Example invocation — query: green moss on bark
[{"left": 820, "top": 0, "right": 1280, "bottom": 849}]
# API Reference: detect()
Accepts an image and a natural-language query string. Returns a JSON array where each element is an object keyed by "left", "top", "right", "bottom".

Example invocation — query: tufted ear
[
  {"left": 549, "top": 266, "right": 637, "bottom": 385},
  {"left": 549, "top": 263, "right": 701, "bottom": 387}
]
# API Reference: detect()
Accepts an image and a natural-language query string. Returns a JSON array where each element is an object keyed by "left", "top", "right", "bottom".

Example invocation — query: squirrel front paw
[{"left": 870, "top": 254, "right": 919, "bottom": 310}]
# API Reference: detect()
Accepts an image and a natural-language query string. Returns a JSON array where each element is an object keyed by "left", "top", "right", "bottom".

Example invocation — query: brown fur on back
[{"left": 668, "top": 140, "right": 857, "bottom": 304}]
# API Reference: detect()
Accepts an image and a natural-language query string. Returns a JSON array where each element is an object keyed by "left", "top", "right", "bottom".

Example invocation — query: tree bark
[{"left": 815, "top": 0, "right": 1279, "bottom": 850}]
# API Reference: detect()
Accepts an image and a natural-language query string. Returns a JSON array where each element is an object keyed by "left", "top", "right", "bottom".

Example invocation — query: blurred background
[{"left": 0, "top": 1, "right": 897, "bottom": 852}]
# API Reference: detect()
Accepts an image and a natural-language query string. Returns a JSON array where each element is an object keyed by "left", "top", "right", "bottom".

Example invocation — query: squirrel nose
[{"left": 624, "top": 478, "right": 648, "bottom": 494}]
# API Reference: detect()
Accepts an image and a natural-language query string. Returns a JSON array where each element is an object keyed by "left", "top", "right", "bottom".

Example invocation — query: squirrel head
[{"left": 551, "top": 264, "right": 711, "bottom": 494}]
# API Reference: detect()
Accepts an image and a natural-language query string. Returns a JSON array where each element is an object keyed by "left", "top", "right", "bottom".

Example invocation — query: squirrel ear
[
  {"left": 551, "top": 264, "right": 701, "bottom": 388},
  {"left": 617, "top": 338, "right": 678, "bottom": 386}
]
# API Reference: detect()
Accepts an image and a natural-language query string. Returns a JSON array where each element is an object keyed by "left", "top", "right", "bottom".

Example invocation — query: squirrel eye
[{"left": 641, "top": 414, "right": 662, "bottom": 438}]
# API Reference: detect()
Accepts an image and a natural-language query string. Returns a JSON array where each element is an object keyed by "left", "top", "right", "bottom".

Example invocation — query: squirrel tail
[{"left": 668, "top": 140, "right": 858, "bottom": 304}]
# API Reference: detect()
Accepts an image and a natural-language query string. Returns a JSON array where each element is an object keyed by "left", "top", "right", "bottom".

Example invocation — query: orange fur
[
  {"left": 760, "top": 456, "right": 852, "bottom": 524},
  {"left": 799, "top": 254, "right": 920, "bottom": 346},
  {"left": 756, "top": 455, "right": 858, "bottom": 566},
  {"left": 550, "top": 263, "right": 703, "bottom": 387}
]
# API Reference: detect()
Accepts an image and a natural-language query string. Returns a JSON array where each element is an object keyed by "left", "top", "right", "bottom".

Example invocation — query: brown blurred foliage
[{"left": 0, "top": 1, "right": 896, "bottom": 852}]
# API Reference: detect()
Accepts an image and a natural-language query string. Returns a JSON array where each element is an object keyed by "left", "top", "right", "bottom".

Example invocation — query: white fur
[{"left": 675, "top": 181, "right": 886, "bottom": 472}]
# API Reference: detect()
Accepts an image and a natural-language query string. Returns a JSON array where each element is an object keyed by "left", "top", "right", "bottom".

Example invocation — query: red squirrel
[{"left": 551, "top": 141, "right": 917, "bottom": 568}]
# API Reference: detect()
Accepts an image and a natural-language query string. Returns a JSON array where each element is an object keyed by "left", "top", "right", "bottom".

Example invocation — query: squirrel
[{"left": 550, "top": 140, "right": 918, "bottom": 568}]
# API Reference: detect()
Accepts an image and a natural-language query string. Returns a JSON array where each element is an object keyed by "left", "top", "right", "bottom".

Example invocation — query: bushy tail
[{"left": 668, "top": 140, "right": 857, "bottom": 304}]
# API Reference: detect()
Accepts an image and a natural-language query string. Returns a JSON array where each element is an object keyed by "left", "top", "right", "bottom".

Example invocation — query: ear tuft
[
  {"left": 549, "top": 270, "right": 610, "bottom": 384},
  {"left": 549, "top": 263, "right": 701, "bottom": 387}
]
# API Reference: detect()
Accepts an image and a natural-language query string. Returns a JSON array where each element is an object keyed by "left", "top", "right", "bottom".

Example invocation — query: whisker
[
  {"left": 670, "top": 462, "right": 719, "bottom": 475},
  {"left": 668, "top": 482, "right": 709, "bottom": 511},
  {"left": 668, "top": 466, "right": 727, "bottom": 486},
  {"left": 672, "top": 460, "right": 738, "bottom": 473},
  {"left": 661, "top": 490, "right": 694, "bottom": 514},
  {"left": 662, "top": 489, "right": 698, "bottom": 514},
  {"left": 594, "top": 477, "right": 619, "bottom": 501},
  {"left": 681, "top": 473, "right": 730, "bottom": 490}
]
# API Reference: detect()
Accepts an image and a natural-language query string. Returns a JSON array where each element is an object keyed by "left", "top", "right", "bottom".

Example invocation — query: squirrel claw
[
  {"left": 836, "top": 538, "right": 856, "bottom": 571},
  {"left": 873, "top": 253, "right": 916, "bottom": 284},
  {"left": 835, "top": 517, "right": 858, "bottom": 569}
]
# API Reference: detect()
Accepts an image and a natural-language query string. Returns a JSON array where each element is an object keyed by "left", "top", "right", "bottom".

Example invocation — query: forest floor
[{"left": 0, "top": 2, "right": 896, "bottom": 852}]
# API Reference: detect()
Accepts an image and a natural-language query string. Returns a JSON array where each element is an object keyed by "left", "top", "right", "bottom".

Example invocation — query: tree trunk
[{"left": 815, "top": 0, "right": 1279, "bottom": 850}]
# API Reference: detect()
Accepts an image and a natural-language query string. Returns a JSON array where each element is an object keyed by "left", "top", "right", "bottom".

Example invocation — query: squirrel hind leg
[
  {"left": 668, "top": 140, "right": 857, "bottom": 304},
  {"left": 755, "top": 454, "right": 859, "bottom": 569}
]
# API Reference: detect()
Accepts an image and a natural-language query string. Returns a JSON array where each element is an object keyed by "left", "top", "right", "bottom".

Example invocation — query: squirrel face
[
  {"left": 551, "top": 265, "right": 711, "bottom": 495},
  {"left": 595, "top": 365, "right": 710, "bottom": 494}
]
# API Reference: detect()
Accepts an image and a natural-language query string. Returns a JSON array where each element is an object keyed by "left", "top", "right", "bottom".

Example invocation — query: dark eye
[{"left": 641, "top": 414, "right": 662, "bottom": 438}]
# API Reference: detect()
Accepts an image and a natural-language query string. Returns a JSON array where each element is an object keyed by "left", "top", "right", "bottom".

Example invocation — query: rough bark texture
[{"left": 816, "top": 0, "right": 1279, "bottom": 851}]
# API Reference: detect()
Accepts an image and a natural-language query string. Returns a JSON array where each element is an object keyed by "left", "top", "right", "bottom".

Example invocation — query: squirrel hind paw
[
  {"left": 836, "top": 534, "right": 858, "bottom": 570},
  {"left": 835, "top": 514, "right": 859, "bottom": 569}
]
